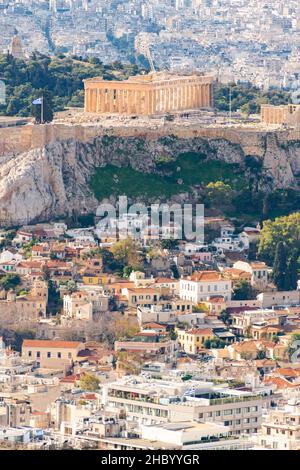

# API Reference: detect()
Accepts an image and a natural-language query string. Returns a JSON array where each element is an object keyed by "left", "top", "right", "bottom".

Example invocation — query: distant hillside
[{"left": 0, "top": 53, "right": 142, "bottom": 117}]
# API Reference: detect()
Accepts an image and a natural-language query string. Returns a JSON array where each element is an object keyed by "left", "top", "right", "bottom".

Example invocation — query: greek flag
[{"left": 32, "top": 97, "right": 43, "bottom": 105}]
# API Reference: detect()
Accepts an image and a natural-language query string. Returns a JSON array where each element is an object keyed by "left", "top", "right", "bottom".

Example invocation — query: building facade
[
  {"left": 261, "top": 104, "right": 300, "bottom": 128},
  {"left": 22, "top": 340, "right": 84, "bottom": 371},
  {"left": 84, "top": 72, "right": 214, "bottom": 115},
  {"left": 179, "top": 271, "right": 232, "bottom": 303}
]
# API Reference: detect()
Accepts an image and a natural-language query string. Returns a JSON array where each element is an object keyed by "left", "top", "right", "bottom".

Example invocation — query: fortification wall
[{"left": 1, "top": 121, "right": 300, "bottom": 160}]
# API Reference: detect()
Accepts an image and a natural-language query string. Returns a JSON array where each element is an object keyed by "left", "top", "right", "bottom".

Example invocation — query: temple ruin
[{"left": 84, "top": 72, "right": 214, "bottom": 115}]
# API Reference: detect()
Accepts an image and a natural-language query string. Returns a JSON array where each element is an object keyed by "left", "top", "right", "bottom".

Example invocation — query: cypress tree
[
  {"left": 285, "top": 250, "right": 299, "bottom": 291},
  {"left": 273, "top": 241, "right": 287, "bottom": 291}
]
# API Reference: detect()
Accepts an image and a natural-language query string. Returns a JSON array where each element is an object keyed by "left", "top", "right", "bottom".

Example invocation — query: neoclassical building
[{"left": 84, "top": 72, "right": 214, "bottom": 115}]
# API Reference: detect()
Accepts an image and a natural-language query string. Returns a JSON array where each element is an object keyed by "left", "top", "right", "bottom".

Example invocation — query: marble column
[
  {"left": 153, "top": 89, "right": 157, "bottom": 114},
  {"left": 136, "top": 90, "right": 142, "bottom": 114}
]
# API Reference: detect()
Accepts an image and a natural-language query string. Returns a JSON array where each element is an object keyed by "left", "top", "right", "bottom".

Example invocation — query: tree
[
  {"left": 193, "top": 303, "right": 209, "bottom": 313},
  {"left": 116, "top": 351, "right": 143, "bottom": 375},
  {"left": 258, "top": 213, "right": 300, "bottom": 264},
  {"left": 204, "top": 336, "right": 227, "bottom": 349},
  {"left": 123, "top": 266, "right": 133, "bottom": 278},
  {"left": 32, "top": 92, "right": 54, "bottom": 123},
  {"left": 170, "top": 264, "right": 180, "bottom": 279},
  {"left": 14, "top": 329, "right": 36, "bottom": 352},
  {"left": 160, "top": 239, "right": 179, "bottom": 250},
  {"left": 79, "top": 373, "right": 100, "bottom": 392},
  {"left": 272, "top": 241, "right": 287, "bottom": 291},
  {"left": 111, "top": 237, "right": 143, "bottom": 271},
  {"left": 66, "top": 280, "right": 77, "bottom": 294},
  {"left": 0, "top": 273, "right": 21, "bottom": 291},
  {"left": 256, "top": 350, "right": 266, "bottom": 360},
  {"left": 288, "top": 333, "right": 300, "bottom": 361},
  {"left": 233, "top": 280, "right": 257, "bottom": 300},
  {"left": 114, "top": 316, "right": 139, "bottom": 340},
  {"left": 205, "top": 181, "right": 235, "bottom": 211},
  {"left": 219, "top": 309, "right": 231, "bottom": 325},
  {"left": 285, "top": 250, "right": 299, "bottom": 291}
]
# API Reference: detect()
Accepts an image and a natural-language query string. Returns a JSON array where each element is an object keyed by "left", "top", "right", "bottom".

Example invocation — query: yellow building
[
  {"left": 22, "top": 340, "right": 84, "bottom": 372},
  {"left": 177, "top": 328, "right": 214, "bottom": 354},
  {"left": 122, "top": 287, "right": 161, "bottom": 308}
]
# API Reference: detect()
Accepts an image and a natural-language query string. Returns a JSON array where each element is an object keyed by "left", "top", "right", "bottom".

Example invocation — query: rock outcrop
[{"left": 0, "top": 131, "right": 299, "bottom": 226}]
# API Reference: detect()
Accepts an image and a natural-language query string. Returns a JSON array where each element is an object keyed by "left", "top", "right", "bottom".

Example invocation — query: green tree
[
  {"left": 205, "top": 181, "right": 235, "bottom": 211},
  {"left": 79, "top": 373, "right": 100, "bottom": 392},
  {"left": 258, "top": 213, "right": 300, "bottom": 264},
  {"left": 66, "top": 280, "right": 77, "bottom": 293},
  {"left": 32, "top": 92, "right": 53, "bottom": 123},
  {"left": 204, "top": 336, "right": 227, "bottom": 349},
  {"left": 219, "top": 310, "right": 231, "bottom": 325},
  {"left": 123, "top": 266, "right": 133, "bottom": 278},
  {"left": 15, "top": 329, "right": 36, "bottom": 352},
  {"left": 285, "top": 250, "right": 299, "bottom": 291},
  {"left": 256, "top": 350, "right": 266, "bottom": 360},
  {"left": 233, "top": 280, "right": 257, "bottom": 300},
  {"left": 273, "top": 241, "right": 287, "bottom": 291},
  {"left": 111, "top": 237, "right": 143, "bottom": 271},
  {"left": 0, "top": 273, "right": 21, "bottom": 291},
  {"left": 288, "top": 333, "right": 300, "bottom": 361},
  {"left": 160, "top": 239, "right": 179, "bottom": 250}
]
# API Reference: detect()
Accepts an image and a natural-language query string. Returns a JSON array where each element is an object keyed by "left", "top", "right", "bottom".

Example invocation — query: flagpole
[{"left": 41, "top": 95, "right": 44, "bottom": 124}]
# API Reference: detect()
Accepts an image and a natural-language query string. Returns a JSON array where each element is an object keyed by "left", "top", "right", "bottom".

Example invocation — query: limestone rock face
[
  {"left": 0, "top": 140, "right": 98, "bottom": 226},
  {"left": 0, "top": 133, "right": 298, "bottom": 226}
]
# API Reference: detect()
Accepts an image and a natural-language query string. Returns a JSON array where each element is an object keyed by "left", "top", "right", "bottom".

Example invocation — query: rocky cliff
[{"left": 0, "top": 129, "right": 299, "bottom": 226}]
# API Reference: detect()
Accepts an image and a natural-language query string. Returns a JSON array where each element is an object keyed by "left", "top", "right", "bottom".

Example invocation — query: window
[
  {"left": 28, "top": 351, "right": 32, "bottom": 357},
  {"left": 57, "top": 352, "right": 61, "bottom": 358},
  {"left": 68, "top": 353, "right": 72, "bottom": 359},
  {"left": 47, "top": 352, "right": 51, "bottom": 358},
  {"left": 36, "top": 351, "right": 40, "bottom": 358}
]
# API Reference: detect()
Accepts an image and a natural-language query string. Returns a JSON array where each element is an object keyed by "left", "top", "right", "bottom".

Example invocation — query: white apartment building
[
  {"left": 140, "top": 421, "right": 252, "bottom": 450},
  {"left": 137, "top": 305, "right": 206, "bottom": 327},
  {"left": 180, "top": 271, "right": 232, "bottom": 303},
  {"left": 233, "top": 261, "right": 270, "bottom": 289},
  {"left": 257, "top": 290, "right": 300, "bottom": 308},
  {"left": 212, "top": 225, "right": 249, "bottom": 253},
  {"left": 63, "top": 289, "right": 109, "bottom": 320},
  {"left": 102, "top": 377, "right": 270, "bottom": 435},
  {"left": 254, "top": 401, "right": 300, "bottom": 450}
]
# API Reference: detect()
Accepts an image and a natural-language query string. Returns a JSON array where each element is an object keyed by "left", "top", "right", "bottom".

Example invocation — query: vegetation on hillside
[
  {"left": 90, "top": 150, "right": 300, "bottom": 223},
  {"left": 0, "top": 52, "right": 293, "bottom": 118},
  {"left": 90, "top": 152, "right": 246, "bottom": 200},
  {"left": 214, "top": 82, "right": 292, "bottom": 115},
  {"left": 0, "top": 52, "right": 140, "bottom": 117}
]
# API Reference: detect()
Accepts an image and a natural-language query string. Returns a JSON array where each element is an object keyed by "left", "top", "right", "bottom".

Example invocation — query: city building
[
  {"left": 180, "top": 271, "right": 232, "bottom": 303},
  {"left": 22, "top": 340, "right": 84, "bottom": 372}
]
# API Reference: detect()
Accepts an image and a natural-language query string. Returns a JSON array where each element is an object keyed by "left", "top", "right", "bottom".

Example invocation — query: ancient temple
[
  {"left": 84, "top": 72, "right": 214, "bottom": 115},
  {"left": 261, "top": 103, "right": 300, "bottom": 128}
]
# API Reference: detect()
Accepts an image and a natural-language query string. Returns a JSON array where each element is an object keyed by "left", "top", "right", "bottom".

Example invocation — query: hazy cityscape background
[{"left": 1, "top": 0, "right": 300, "bottom": 90}]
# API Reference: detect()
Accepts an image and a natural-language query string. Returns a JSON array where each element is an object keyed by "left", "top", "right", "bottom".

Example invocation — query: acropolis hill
[{"left": 0, "top": 106, "right": 300, "bottom": 226}]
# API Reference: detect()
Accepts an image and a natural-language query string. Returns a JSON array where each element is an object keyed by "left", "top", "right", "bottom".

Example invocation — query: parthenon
[{"left": 84, "top": 72, "right": 214, "bottom": 115}]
